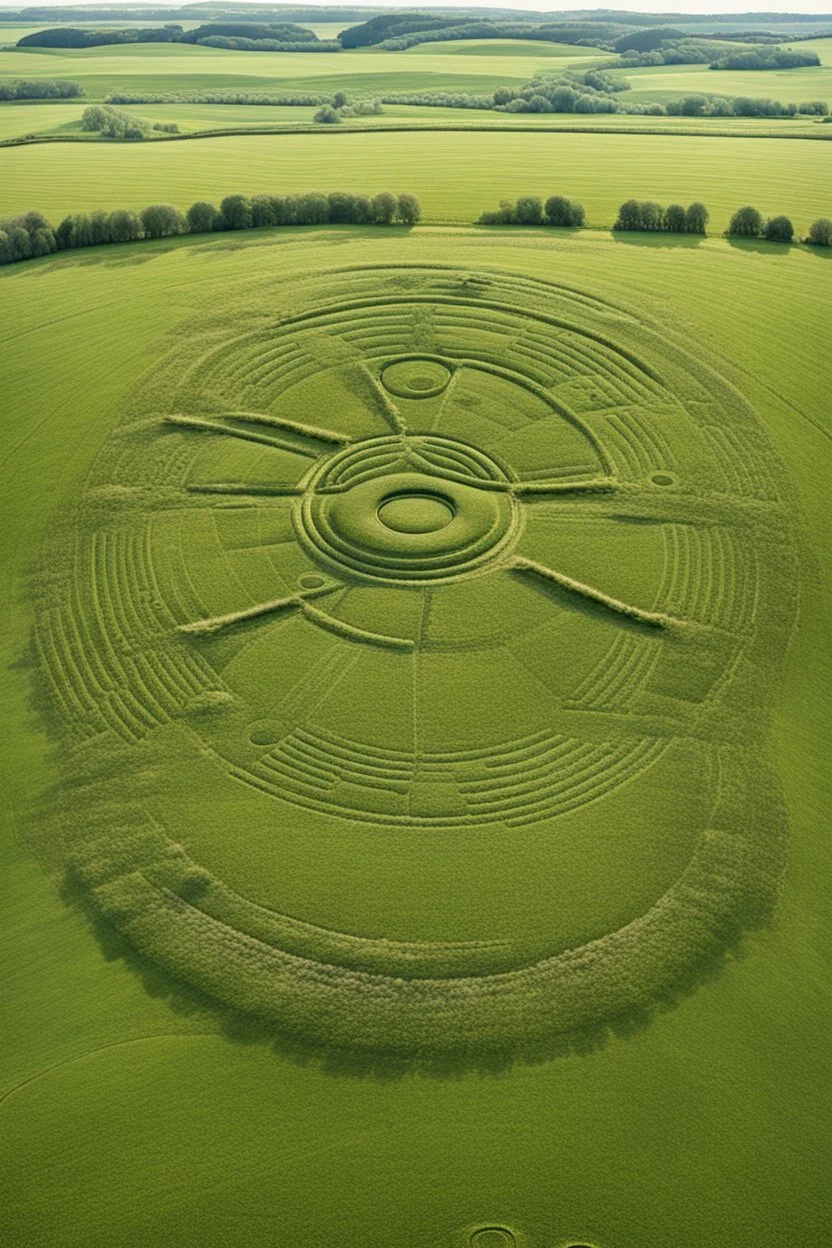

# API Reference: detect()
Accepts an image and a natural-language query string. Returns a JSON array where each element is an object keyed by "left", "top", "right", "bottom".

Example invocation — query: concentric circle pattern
[
  {"left": 33, "top": 266, "right": 799, "bottom": 1062},
  {"left": 296, "top": 435, "right": 518, "bottom": 582}
]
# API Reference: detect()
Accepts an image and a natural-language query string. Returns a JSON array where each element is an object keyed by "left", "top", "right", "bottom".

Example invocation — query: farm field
[
  {"left": 2, "top": 102, "right": 826, "bottom": 142},
  {"left": 1, "top": 225, "right": 829, "bottom": 1246},
  {"left": 1, "top": 7, "right": 831, "bottom": 1248},
  {"left": 1, "top": 129, "right": 828, "bottom": 233}
]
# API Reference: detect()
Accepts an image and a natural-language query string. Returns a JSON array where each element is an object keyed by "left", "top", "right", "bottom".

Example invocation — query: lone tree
[
  {"left": 640, "top": 201, "right": 664, "bottom": 231},
  {"left": 544, "top": 195, "right": 584, "bottom": 227},
  {"left": 108, "top": 209, "right": 141, "bottom": 242},
  {"left": 763, "top": 215, "right": 794, "bottom": 243},
  {"left": 614, "top": 199, "right": 643, "bottom": 231},
  {"left": 514, "top": 196, "right": 543, "bottom": 226},
  {"left": 396, "top": 193, "right": 421, "bottom": 225},
  {"left": 220, "top": 195, "right": 252, "bottom": 230},
  {"left": 314, "top": 104, "right": 340, "bottom": 124},
  {"left": 140, "top": 204, "right": 186, "bottom": 238},
  {"left": 728, "top": 206, "right": 763, "bottom": 237},
  {"left": 664, "top": 204, "right": 687, "bottom": 234},
  {"left": 331, "top": 90, "right": 348, "bottom": 109},
  {"left": 371, "top": 192, "right": 397, "bottom": 225},
  {"left": 686, "top": 202, "right": 709, "bottom": 235},
  {"left": 807, "top": 217, "right": 832, "bottom": 247},
  {"left": 187, "top": 201, "right": 220, "bottom": 233}
]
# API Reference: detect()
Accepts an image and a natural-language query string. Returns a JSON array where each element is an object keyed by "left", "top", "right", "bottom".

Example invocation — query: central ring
[
  {"left": 294, "top": 435, "right": 519, "bottom": 583},
  {"left": 377, "top": 491, "right": 455, "bottom": 534}
]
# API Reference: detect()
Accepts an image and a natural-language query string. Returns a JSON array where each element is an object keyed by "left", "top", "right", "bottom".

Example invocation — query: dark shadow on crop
[
  {"left": 724, "top": 237, "right": 794, "bottom": 258},
  {"left": 51, "top": 850, "right": 774, "bottom": 1083},
  {"left": 611, "top": 231, "right": 705, "bottom": 250}
]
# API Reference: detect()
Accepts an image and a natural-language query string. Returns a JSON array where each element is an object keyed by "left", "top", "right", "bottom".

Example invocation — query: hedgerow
[
  {"left": 0, "top": 192, "right": 422, "bottom": 265},
  {"left": 0, "top": 78, "right": 83, "bottom": 100},
  {"left": 479, "top": 195, "right": 585, "bottom": 228},
  {"left": 614, "top": 200, "right": 710, "bottom": 234}
]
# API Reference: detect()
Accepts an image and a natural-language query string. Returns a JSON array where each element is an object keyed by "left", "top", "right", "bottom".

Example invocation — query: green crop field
[
  {"left": 1, "top": 7, "right": 830, "bottom": 1248},
  {"left": 1, "top": 130, "right": 828, "bottom": 234}
]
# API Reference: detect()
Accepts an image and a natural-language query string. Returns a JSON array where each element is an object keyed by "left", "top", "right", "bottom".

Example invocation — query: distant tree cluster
[
  {"left": 611, "top": 31, "right": 820, "bottom": 70},
  {"left": 107, "top": 91, "right": 330, "bottom": 106},
  {"left": 314, "top": 93, "right": 384, "bottom": 123},
  {"left": 614, "top": 200, "right": 710, "bottom": 234},
  {"left": 711, "top": 48, "right": 820, "bottom": 70},
  {"left": 0, "top": 78, "right": 83, "bottom": 100},
  {"left": 479, "top": 195, "right": 585, "bottom": 227},
  {"left": 665, "top": 94, "right": 830, "bottom": 118},
  {"left": 382, "top": 71, "right": 827, "bottom": 122},
  {"left": 0, "top": 192, "right": 423, "bottom": 265},
  {"left": 17, "top": 21, "right": 338, "bottom": 52}
]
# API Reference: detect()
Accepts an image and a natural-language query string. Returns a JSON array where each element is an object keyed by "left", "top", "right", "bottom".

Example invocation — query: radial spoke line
[
  {"left": 186, "top": 482, "right": 304, "bottom": 497},
  {"left": 223, "top": 411, "right": 350, "bottom": 445},
  {"left": 300, "top": 602, "right": 415, "bottom": 650},
  {"left": 361, "top": 365, "right": 407, "bottom": 436},
  {"left": 178, "top": 584, "right": 338, "bottom": 637},
  {"left": 163, "top": 414, "right": 320, "bottom": 458},
  {"left": 512, "top": 477, "right": 618, "bottom": 497},
  {"left": 509, "top": 556, "right": 677, "bottom": 629}
]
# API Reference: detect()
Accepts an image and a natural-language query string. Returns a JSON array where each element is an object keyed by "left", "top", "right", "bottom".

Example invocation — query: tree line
[
  {"left": 383, "top": 70, "right": 830, "bottom": 121},
  {"left": 0, "top": 78, "right": 83, "bottom": 101},
  {"left": 17, "top": 21, "right": 339, "bottom": 51},
  {"left": 479, "top": 196, "right": 586, "bottom": 227},
  {"left": 727, "top": 207, "right": 832, "bottom": 245},
  {"left": 0, "top": 192, "right": 423, "bottom": 265},
  {"left": 477, "top": 196, "right": 832, "bottom": 246}
]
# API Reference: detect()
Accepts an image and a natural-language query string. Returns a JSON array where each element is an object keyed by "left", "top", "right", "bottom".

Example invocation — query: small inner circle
[
  {"left": 408, "top": 374, "right": 436, "bottom": 391},
  {"left": 651, "top": 473, "right": 675, "bottom": 487},
  {"left": 377, "top": 491, "right": 455, "bottom": 534},
  {"left": 471, "top": 1230, "right": 516, "bottom": 1248}
]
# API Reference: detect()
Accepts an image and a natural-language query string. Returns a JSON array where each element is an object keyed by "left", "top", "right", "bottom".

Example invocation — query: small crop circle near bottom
[{"left": 470, "top": 1228, "right": 517, "bottom": 1248}]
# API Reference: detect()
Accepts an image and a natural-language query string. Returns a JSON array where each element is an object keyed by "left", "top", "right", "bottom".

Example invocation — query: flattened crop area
[{"left": 33, "top": 261, "right": 799, "bottom": 1062}]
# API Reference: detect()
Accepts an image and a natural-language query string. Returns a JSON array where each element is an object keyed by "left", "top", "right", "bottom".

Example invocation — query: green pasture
[
  {"left": 1, "top": 129, "right": 828, "bottom": 233},
  {"left": 0, "top": 225, "right": 829, "bottom": 1246},
  {"left": 2, "top": 99, "right": 825, "bottom": 143},
  {"left": 619, "top": 59, "right": 832, "bottom": 108}
]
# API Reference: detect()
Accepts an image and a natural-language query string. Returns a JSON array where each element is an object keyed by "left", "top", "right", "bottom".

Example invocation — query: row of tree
[
  {"left": 614, "top": 200, "right": 710, "bottom": 233},
  {"left": 384, "top": 72, "right": 829, "bottom": 121},
  {"left": 479, "top": 196, "right": 585, "bottom": 228},
  {"left": 0, "top": 192, "right": 423, "bottom": 264},
  {"left": 727, "top": 208, "right": 832, "bottom": 245},
  {"left": 0, "top": 78, "right": 83, "bottom": 100}
]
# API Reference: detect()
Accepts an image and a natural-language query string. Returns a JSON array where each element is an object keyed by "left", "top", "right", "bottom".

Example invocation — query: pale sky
[{"left": 19, "top": 1, "right": 832, "bottom": 14}]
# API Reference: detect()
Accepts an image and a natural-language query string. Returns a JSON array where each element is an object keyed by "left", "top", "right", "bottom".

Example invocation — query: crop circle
[
  {"left": 33, "top": 264, "right": 799, "bottom": 1064},
  {"left": 381, "top": 356, "right": 452, "bottom": 398},
  {"left": 470, "top": 1228, "right": 517, "bottom": 1248}
]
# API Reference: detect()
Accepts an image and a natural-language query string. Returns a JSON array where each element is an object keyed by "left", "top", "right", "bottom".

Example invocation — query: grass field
[
  {"left": 1, "top": 12, "right": 830, "bottom": 1248},
  {"left": 1, "top": 129, "right": 828, "bottom": 233},
  {"left": 1, "top": 225, "right": 829, "bottom": 1245}
]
